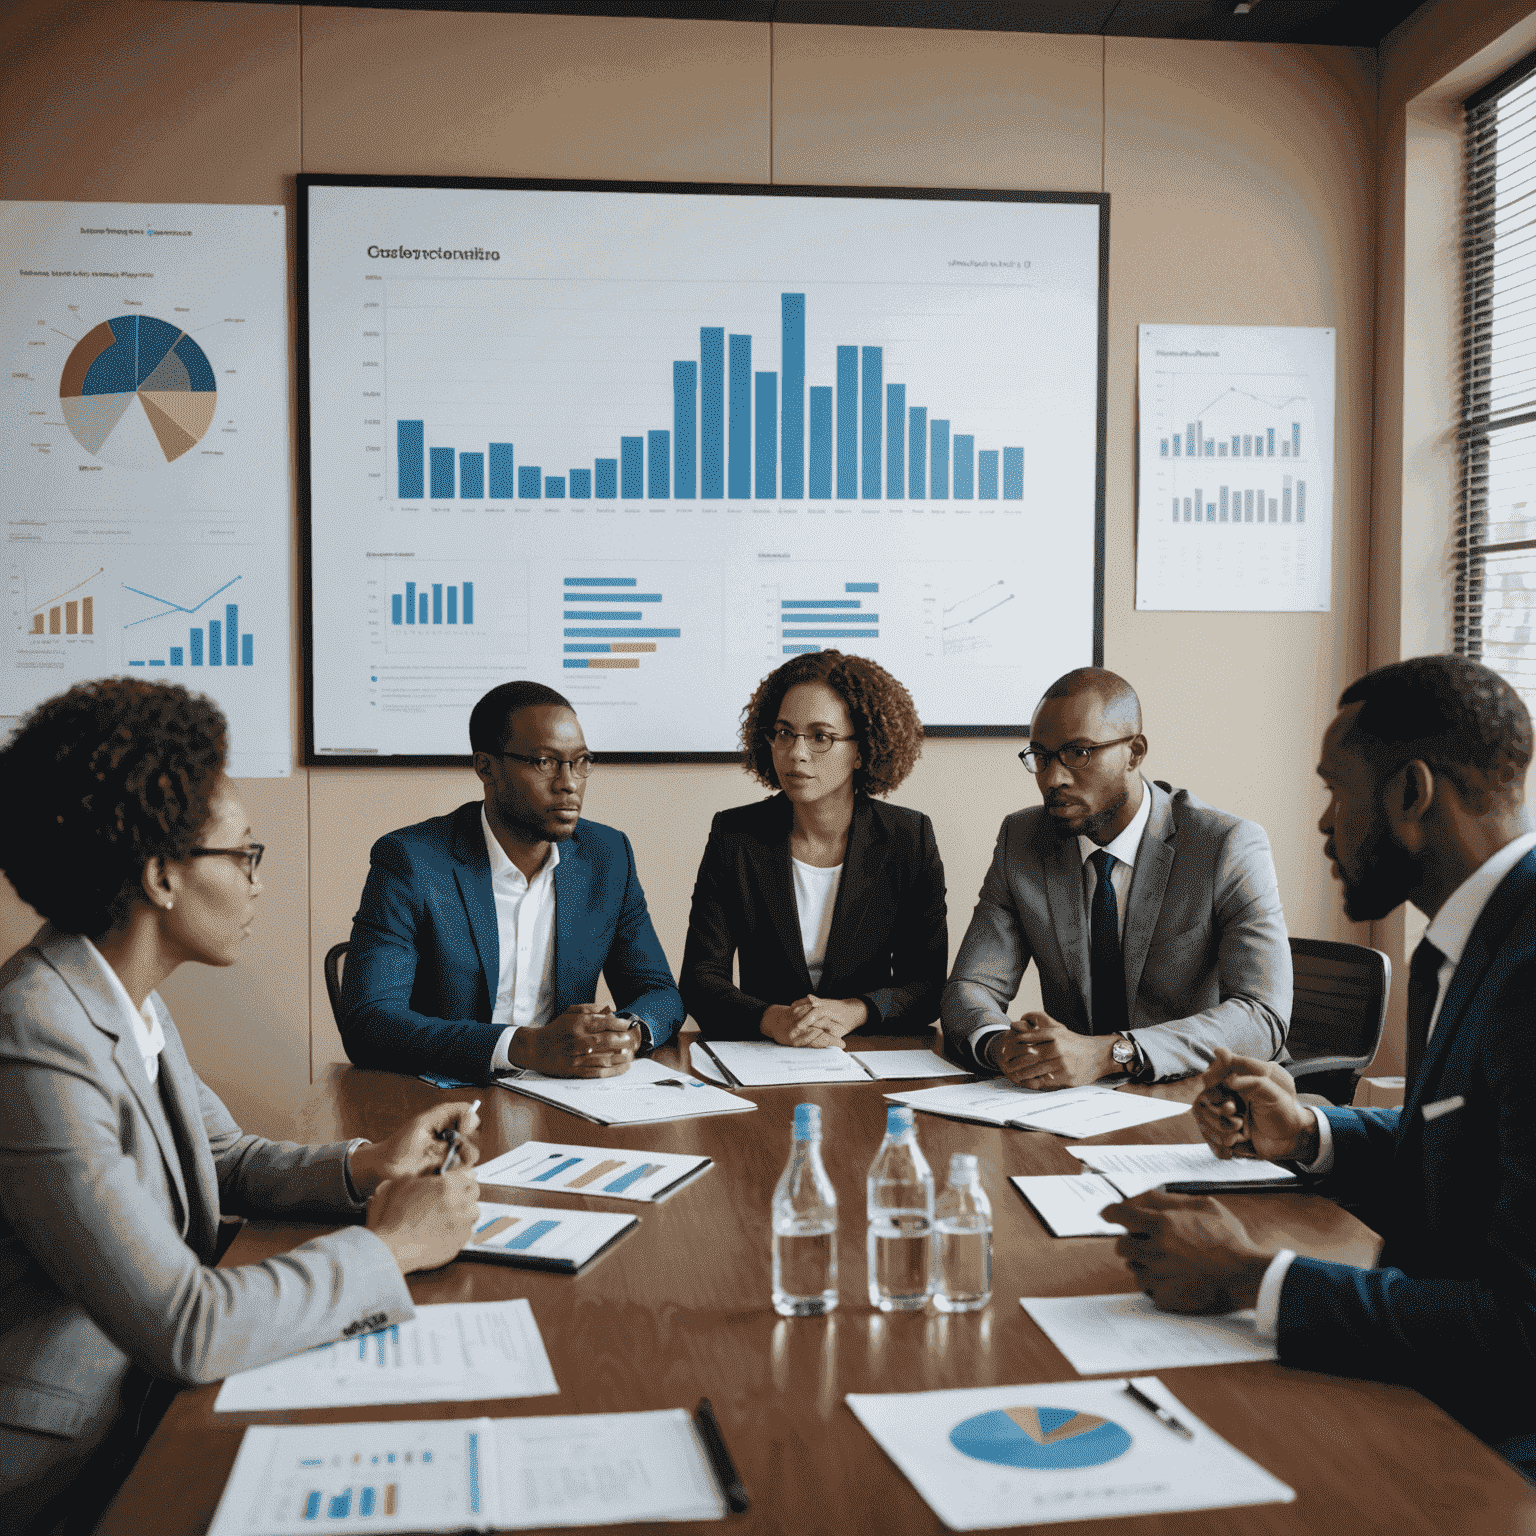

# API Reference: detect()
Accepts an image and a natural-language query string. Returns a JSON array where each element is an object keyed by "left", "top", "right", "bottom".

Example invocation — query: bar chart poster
[
  {"left": 301, "top": 177, "right": 1106, "bottom": 761},
  {"left": 0, "top": 201, "right": 292, "bottom": 775},
  {"left": 1135, "top": 324, "right": 1335, "bottom": 613}
]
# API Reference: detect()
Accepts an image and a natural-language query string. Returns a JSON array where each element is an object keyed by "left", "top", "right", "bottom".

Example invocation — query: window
[{"left": 1459, "top": 57, "right": 1536, "bottom": 713}]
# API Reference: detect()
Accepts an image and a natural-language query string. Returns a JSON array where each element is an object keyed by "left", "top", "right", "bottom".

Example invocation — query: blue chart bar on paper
[
  {"left": 596, "top": 459, "right": 618, "bottom": 499},
  {"left": 847, "top": 582, "right": 879, "bottom": 592},
  {"left": 123, "top": 574, "right": 257, "bottom": 670},
  {"left": 570, "top": 468, "right": 592, "bottom": 499},
  {"left": 1003, "top": 446, "right": 1024, "bottom": 500},
  {"left": 398, "top": 421, "right": 424, "bottom": 499},
  {"left": 506, "top": 1220, "right": 561, "bottom": 1252},
  {"left": 836, "top": 346, "right": 858, "bottom": 499},
  {"left": 779, "top": 582, "right": 879, "bottom": 651},
  {"left": 519, "top": 466, "right": 541, "bottom": 499},
  {"left": 489, "top": 443, "right": 514, "bottom": 498},
  {"left": 460, "top": 452, "right": 484, "bottom": 499},
  {"left": 756, "top": 373, "right": 777, "bottom": 498},
  {"left": 782, "top": 294, "right": 805, "bottom": 498},
  {"left": 728, "top": 335, "right": 751, "bottom": 499},
  {"left": 674, "top": 362, "right": 696, "bottom": 499},
  {"left": 430, "top": 448, "right": 454, "bottom": 500},
  {"left": 565, "top": 628, "right": 682, "bottom": 638},
  {"left": 562, "top": 577, "right": 678, "bottom": 667},
  {"left": 648, "top": 431, "right": 669, "bottom": 499},
  {"left": 701, "top": 328, "right": 724, "bottom": 498},
  {"left": 546, "top": 476, "right": 566, "bottom": 499},
  {"left": 391, "top": 580, "right": 474, "bottom": 625},
  {"left": 809, "top": 387, "right": 832, "bottom": 499},
  {"left": 621, "top": 438, "right": 643, "bottom": 500},
  {"left": 978, "top": 449, "right": 998, "bottom": 500}
]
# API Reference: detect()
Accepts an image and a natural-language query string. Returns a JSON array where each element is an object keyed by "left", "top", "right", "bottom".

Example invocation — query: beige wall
[{"left": 1, "top": 3, "right": 1396, "bottom": 1133}]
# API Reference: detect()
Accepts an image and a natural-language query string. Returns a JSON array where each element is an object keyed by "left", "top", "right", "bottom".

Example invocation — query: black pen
[
  {"left": 436, "top": 1099, "right": 481, "bottom": 1175},
  {"left": 1122, "top": 1381, "right": 1194, "bottom": 1440},
  {"left": 694, "top": 1398, "right": 751, "bottom": 1513}
]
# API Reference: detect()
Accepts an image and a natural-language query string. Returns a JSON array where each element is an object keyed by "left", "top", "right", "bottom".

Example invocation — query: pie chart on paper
[
  {"left": 59, "top": 315, "right": 217, "bottom": 470},
  {"left": 949, "top": 1406, "right": 1133, "bottom": 1470}
]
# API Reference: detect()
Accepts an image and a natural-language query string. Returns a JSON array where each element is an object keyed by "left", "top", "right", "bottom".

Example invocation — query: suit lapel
[
  {"left": 1041, "top": 826, "right": 1091, "bottom": 1019},
  {"left": 151, "top": 998, "right": 222, "bottom": 1255},
  {"left": 451, "top": 803, "right": 500, "bottom": 1012},
  {"left": 761, "top": 797, "right": 813, "bottom": 994},
  {"left": 820, "top": 797, "right": 886, "bottom": 990},
  {"left": 1121, "top": 781, "right": 1174, "bottom": 1024},
  {"left": 550, "top": 832, "right": 583, "bottom": 1008}
]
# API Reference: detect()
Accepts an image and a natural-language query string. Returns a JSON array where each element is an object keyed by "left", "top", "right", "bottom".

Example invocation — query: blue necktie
[{"left": 1089, "top": 849, "right": 1128, "bottom": 1037}]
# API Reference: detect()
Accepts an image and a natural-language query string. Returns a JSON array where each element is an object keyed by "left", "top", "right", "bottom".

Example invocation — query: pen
[
  {"left": 694, "top": 1397, "right": 751, "bottom": 1513},
  {"left": 1122, "top": 1381, "right": 1194, "bottom": 1440},
  {"left": 436, "top": 1099, "right": 481, "bottom": 1175}
]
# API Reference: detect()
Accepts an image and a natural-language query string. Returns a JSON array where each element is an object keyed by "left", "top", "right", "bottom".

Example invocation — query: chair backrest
[
  {"left": 323, "top": 941, "right": 349, "bottom": 1028},
  {"left": 1285, "top": 937, "right": 1391, "bottom": 1073}
]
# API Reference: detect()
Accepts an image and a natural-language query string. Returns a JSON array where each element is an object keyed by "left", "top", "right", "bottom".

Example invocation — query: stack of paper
[
  {"left": 461, "top": 1202, "right": 636, "bottom": 1274},
  {"left": 500, "top": 1057, "right": 754, "bottom": 1126},
  {"left": 1010, "top": 1173, "right": 1128, "bottom": 1237},
  {"left": 850, "top": 1050, "right": 970, "bottom": 1080},
  {"left": 1020, "top": 1294, "right": 1276, "bottom": 1375},
  {"left": 208, "top": 1410, "right": 727, "bottom": 1535},
  {"left": 476, "top": 1141, "right": 712, "bottom": 1203},
  {"left": 693, "top": 1039, "right": 873, "bottom": 1086},
  {"left": 884, "top": 1078, "right": 1189, "bottom": 1137},
  {"left": 1068, "top": 1143, "right": 1296, "bottom": 1197}
]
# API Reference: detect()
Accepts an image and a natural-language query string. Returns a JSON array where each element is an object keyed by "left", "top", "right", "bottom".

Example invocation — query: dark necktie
[
  {"left": 1405, "top": 937, "right": 1444, "bottom": 1093},
  {"left": 1089, "top": 849, "right": 1129, "bottom": 1037}
]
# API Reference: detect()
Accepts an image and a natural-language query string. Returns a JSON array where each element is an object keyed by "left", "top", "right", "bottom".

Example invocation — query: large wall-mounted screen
[{"left": 299, "top": 176, "right": 1107, "bottom": 763}]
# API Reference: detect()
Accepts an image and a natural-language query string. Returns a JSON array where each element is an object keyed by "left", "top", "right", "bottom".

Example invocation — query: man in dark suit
[
  {"left": 341, "top": 681, "right": 683, "bottom": 1084},
  {"left": 942, "top": 667, "right": 1291, "bottom": 1084},
  {"left": 1106, "top": 655, "right": 1536, "bottom": 1477}
]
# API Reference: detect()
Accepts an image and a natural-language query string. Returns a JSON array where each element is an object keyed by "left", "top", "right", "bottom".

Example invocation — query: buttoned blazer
[
  {"left": 0, "top": 926, "right": 411, "bottom": 1530},
  {"left": 940, "top": 779, "right": 1291, "bottom": 1079},
  {"left": 1281, "top": 850, "right": 1536, "bottom": 1466},
  {"left": 679, "top": 794, "right": 947, "bottom": 1039},
  {"left": 341, "top": 801, "right": 684, "bottom": 1083}
]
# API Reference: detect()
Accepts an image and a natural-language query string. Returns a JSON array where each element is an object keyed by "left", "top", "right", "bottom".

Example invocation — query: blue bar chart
[
  {"left": 779, "top": 581, "right": 880, "bottom": 654},
  {"left": 122, "top": 575, "right": 260, "bottom": 670},
  {"left": 391, "top": 580, "right": 474, "bottom": 625},
  {"left": 562, "top": 576, "right": 679, "bottom": 669}
]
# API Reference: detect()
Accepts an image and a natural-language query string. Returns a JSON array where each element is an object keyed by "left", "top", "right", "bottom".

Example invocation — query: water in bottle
[
  {"left": 772, "top": 1102, "right": 838, "bottom": 1316},
  {"left": 866, "top": 1105, "right": 934, "bottom": 1311},
  {"left": 932, "top": 1152, "right": 992, "bottom": 1312}
]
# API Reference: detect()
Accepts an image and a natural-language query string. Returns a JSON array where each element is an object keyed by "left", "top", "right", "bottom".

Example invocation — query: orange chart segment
[
  {"left": 141, "top": 388, "right": 216, "bottom": 443},
  {"left": 139, "top": 392, "right": 199, "bottom": 461}
]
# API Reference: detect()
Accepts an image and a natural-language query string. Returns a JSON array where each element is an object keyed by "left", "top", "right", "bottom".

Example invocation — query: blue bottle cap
[
  {"left": 886, "top": 1105, "right": 914, "bottom": 1135},
  {"left": 793, "top": 1103, "right": 821, "bottom": 1140}
]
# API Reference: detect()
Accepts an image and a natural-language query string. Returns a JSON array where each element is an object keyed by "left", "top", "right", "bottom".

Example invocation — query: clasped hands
[
  {"left": 506, "top": 1003, "right": 643, "bottom": 1078},
  {"left": 988, "top": 1012, "right": 1119, "bottom": 1089},
  {"left": 1101, "top": 1047, "right": 1321, "bottom": 1316},
  {"left": 760, "top": 995, "right": 869, "bottom": 1048}
]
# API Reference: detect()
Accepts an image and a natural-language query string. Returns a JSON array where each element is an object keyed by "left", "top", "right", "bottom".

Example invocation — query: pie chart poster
[{"left": 0, "top": 202, "right": 291, "bottom": 775}]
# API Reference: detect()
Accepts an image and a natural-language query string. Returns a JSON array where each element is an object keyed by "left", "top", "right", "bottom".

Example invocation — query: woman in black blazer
[{"left": 681, "top": 650, "right": 947, "bottom": 1044}]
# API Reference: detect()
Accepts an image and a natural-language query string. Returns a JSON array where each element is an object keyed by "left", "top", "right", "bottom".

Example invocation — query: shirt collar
[
  {"left": 481, "top": 803, "right": 559, "bottom": 886},
  {"left": 1424, "top": 829, "right": 1536, "bottom": 968},
  {"left": 1078, "top": 777, "right": 1153, "bottom": 869},
  {"left": 80, "top": 936, "right": 165, "bottom": 1066}
]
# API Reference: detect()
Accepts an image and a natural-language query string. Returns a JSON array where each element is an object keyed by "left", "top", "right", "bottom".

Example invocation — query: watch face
[{"left": 1112, "top": 1041, "right": 1136, "bottom": 1064}]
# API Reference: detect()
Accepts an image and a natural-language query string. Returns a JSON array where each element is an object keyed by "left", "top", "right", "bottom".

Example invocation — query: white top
[
  {"left": 483, "top": 804, "right": 561, "bottom": 1073},
  {"left": 791, "top": 856, "right": 843, "bottom": 991},
  {"left": 1076, "top": 776, "right": 1153, "bottom": 944},
  {"left": 1256, "top": 828, "right": 1536, "bottom": 1337},
  {"left": 82, "top": 936, "right": 165, "bottom": 1084}
]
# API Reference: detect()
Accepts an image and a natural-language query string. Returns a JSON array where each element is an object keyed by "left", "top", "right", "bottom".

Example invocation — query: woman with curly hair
[
  {"left": 0, "top": 679, "right": 480, "bottom": 1536},
  {"left": 681, "top": 650, "right": 947, "bottom": 1044}
]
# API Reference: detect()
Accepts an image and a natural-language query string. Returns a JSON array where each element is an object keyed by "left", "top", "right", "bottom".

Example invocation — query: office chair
[
  {"left": 1285, "top": 937, "right": 1391, "bottom": 1106},
  {"left": 323, "top": 941, "right": 349, "bottom": 1029}
]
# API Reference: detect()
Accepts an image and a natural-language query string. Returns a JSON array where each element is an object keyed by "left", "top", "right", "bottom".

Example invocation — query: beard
[
  {"left": 1337, "top": 807, "right": 1419, "bottom": 921},
  {"left": 1044, "top": 786, "right": 1129, "bottom": 844}
]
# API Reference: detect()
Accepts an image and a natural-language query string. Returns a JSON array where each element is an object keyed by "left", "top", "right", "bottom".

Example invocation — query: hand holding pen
[
  {"left": 347, "top": 1099, "right": 483, "bottom": 1194},
  {"left": 436, "top": 1099, "right": 482, "bottom": 1174}
]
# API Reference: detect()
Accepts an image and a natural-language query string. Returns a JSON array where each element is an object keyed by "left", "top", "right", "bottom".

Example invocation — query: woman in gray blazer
[{"left": 0, "top": 679, "right": 480, "bottom": 1535}]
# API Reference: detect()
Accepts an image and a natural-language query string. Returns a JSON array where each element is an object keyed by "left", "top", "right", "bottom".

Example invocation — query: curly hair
[
  {"left": 1339, "top": 655, "right": 1533, "bottom": 810},
  {"left": 739, "top": 650, "right": 923, "bottom": 798},
  {"left": 0, "top": 678, "right": 228, "bottom": 936}
]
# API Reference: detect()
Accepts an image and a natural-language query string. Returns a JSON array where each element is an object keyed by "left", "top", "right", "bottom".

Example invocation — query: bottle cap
[
  {"left": 949, "top": 1152, "right": 979, "bottom": 1182},
  {"left": 793, "top": 1103, "right": 821, "bottom": 1140},
  {"left": 886, "top": 1105, "right": 914, "bottom": 1136}
]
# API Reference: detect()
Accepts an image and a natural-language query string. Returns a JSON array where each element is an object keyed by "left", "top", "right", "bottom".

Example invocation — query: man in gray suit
[{"left": 942, "top": 668, "right": 1290, "bottom": 1084}]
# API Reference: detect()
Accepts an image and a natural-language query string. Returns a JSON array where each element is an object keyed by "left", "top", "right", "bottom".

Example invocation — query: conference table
[{"left": 98, "top": 1037, "right": 1536, "bottom": 1535}]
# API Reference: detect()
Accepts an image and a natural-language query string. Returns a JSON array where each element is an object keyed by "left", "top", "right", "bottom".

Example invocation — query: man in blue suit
[
  {"left": 341, "top": 681, "right": 683, "bottom": 1084},
  {"left": 1104, "top": 655, "right": 1536, "bottom": 1477}
]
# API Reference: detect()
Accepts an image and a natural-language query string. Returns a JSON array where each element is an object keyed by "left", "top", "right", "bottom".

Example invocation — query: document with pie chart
[
  {"left": 0, "top": 201, "right": 291, "bottom": 775},
  {"left": 847, "top": 1377, "right": 1293, "bottom": 1528}
]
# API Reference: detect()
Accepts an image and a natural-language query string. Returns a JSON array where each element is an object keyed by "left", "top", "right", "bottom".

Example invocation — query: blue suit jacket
[
  {"left": 1279, "top": 850, "right": 1536, "bottom": 1466},
  {"left": 340, "top": 802, "right": 683, "bottom": 1083}
]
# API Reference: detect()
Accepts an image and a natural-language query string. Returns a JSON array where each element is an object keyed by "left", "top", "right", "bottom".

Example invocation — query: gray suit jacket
[
  {"left": 0, "top": 927, "right": 413, "bottom": 1529},
  {"left": 941, "top": 779, "right": 1291, "bottom": 1080}
]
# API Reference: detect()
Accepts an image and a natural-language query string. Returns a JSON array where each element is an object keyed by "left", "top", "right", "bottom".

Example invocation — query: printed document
[
  {"left": 884, "top": 1079, "right": 1188, "bottom": 1137},
  {"left": 475, "top": 1140, "right": 711, "bottom": 1203},
  {"left": 697, "top": 1039, "right": 873, "bottom": 1086},
  {"left": 1011, "top": 1174, "right": 1127, "bottom": 1237},
  {"left": 850, "top": 1050, "right": 971, "bottom": 1080},
  {"left": 501, "top": 1057, "right": 753, "bottom": 1125},
  {"left": 1020, "top": 1293, "right": 1276, "bottom": 1375},
  {"left": 1069, "top": 1143, "right": 1295, "bottom": 1198}
]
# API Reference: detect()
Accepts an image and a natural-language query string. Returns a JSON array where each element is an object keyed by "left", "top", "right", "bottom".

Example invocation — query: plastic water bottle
[
  {"left": 932, "top": 1152, "right": 993, "bottom": 1312},
  {"left": 866, "top": 1105, "right": 934, "bottom": 1311},
  {"left": 772, "top": 1103, "right": 838, "bottom": 1316}
]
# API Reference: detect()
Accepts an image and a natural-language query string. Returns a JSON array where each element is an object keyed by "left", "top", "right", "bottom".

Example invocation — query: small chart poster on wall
[
  {"left": 300, "top": 177, "right": 1107, "bottom": 762},
  {"left": 0, "top": 201, "right": 292, "bottom": 775},
  {"left": 1135, "top": 323, "right": 1334, "bottom": 613}
]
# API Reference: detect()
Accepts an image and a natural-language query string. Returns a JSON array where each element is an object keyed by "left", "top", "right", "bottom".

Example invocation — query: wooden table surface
[{"left": 97, "top": 1039, "right": 1536, "bottom": 1535}]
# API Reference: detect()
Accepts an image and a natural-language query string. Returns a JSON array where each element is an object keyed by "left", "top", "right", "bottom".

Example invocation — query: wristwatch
[{"left": 1110, "top": 1035, "right": 1139, "bottom": 1072}]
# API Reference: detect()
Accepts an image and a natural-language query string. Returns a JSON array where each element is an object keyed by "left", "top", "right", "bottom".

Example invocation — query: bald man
[{"left": 942, "top": 668, "right": 1291, "bottom": 1084}]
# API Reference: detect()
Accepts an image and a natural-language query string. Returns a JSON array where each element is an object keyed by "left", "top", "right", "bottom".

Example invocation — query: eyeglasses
[
  {"left": 762, "top": 727, "right": 858, "bottom": 754},
  {"left": 1018, "top": 736, "right": 1136, "bottom": 774},
  {"left": 188, "top": 843, "right": 265, "bottom": 883},
  {"left": 493, "top": 749, "right": 597, "bottom": 779}
]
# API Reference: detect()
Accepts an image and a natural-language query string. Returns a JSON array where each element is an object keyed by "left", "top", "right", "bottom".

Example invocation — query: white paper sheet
[
  {"left": 501, "top": 1057, "right": 754, "bottom": 1125},
  {"left": 850, "top": 1049, "right": 971, "bottom": 1080},
  {"left": 846, "top": 1376, "right": 1293, "bottom": 1529},
  {"left": 207, "top": 1410, "right": 726, "bottom": 1536},
  {"left": 884, "top": 1079, "right": 1188, "bottom": 1137},
  {"left": 1020, "top": 1293, "right": 1276, "bottom": 1376},
  {"left": 475, "top": 1140, "right": 711, "bottom": 1203},
  {"left": 689, "top": 1042, "right": 730, "bottom": 1084},
  {"left": 462, "top": 1202, "right": 635, "bottom": 1270},
  {"left": 1069, "top": 1143, "right": 1296, "bottom": 1198},
  {"left": 1011, "top": 1174, "right": 1127, "bottom": 1237},
  {"left": 213, "top": 1301, "right": 558, "bottom": 1412},
  {"left": 695, "top": 1039, "right": 873, "bottom": 1086}
]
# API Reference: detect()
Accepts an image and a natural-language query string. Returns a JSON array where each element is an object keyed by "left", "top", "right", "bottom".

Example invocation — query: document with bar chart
[
  {"left": 301, "top": 178, "right": 1106, "bottom": 759},
  {"left": 474, "top": 1140, "right": 713, "bottom": 1202},
  {"left": 1135, "top": 324, "right": 1334, "bottom": 612},
  {"left": 0, "top": 201, "right": 292, "bottom": 774}
]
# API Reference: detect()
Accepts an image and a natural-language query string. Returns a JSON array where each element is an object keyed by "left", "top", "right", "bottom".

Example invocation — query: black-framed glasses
[
  {"left": 188, "top": 843, "right": 265, "bottom": 883},
  {"left": 762, "top": 727, "right": 858, "bottom": 755},
  {"left": 493, "top": 749, "right": 597, "bottom": 779},
  {"left": 1018, "top": 736, "right": 1136, "bottom": 774}
]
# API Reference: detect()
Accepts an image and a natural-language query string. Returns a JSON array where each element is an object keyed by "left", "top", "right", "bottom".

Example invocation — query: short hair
[
  {"left": 1038, "top": 667, "right": 1143, "bottom": 733},
  {"left": 739, "top": 650, "right": 923, "bottom": 798},
  {"left": 0, "top": 679, "right": 227, "bottom": 936},
  {"left": 1339, "top": 655, "right": 1532, "bottom": 809},
  {"left": 468, "top": 681, "right": 572, "bottom": 754}
]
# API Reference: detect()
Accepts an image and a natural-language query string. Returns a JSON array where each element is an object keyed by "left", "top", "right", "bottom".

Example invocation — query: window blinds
[{"left": 1459, "top": 59, "right": 1536, "bottom": 712}]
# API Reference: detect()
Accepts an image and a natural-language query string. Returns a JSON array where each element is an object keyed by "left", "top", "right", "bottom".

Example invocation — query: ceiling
[{"left": 265, "top": 1, "right": 1430, "bottom": 48}]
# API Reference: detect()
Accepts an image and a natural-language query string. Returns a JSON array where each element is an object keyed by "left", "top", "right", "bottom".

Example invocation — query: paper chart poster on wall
[
  {"left": 1135, "top": 323, "right": 1335, "bottom": 614},
  {"left": 0, "top": 201, "right": 293, "bottom": 776},
  {"left": 298, "top": 176, "right": 1109, "bottom": 764}
]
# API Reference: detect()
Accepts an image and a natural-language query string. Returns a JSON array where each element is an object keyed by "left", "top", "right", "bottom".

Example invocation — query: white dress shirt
[
  {"left": 1255, "top": 828, "right": 1536, "bottom": 1337},
  {"left": 483, "top": 805, "right": 561, "bottom": 1073},
  {"left": 791, "top": 857, "right": 843, "bottom": 991},
  {"left": 82, "top": 937, "right": 165, "bottom": 1083}
]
